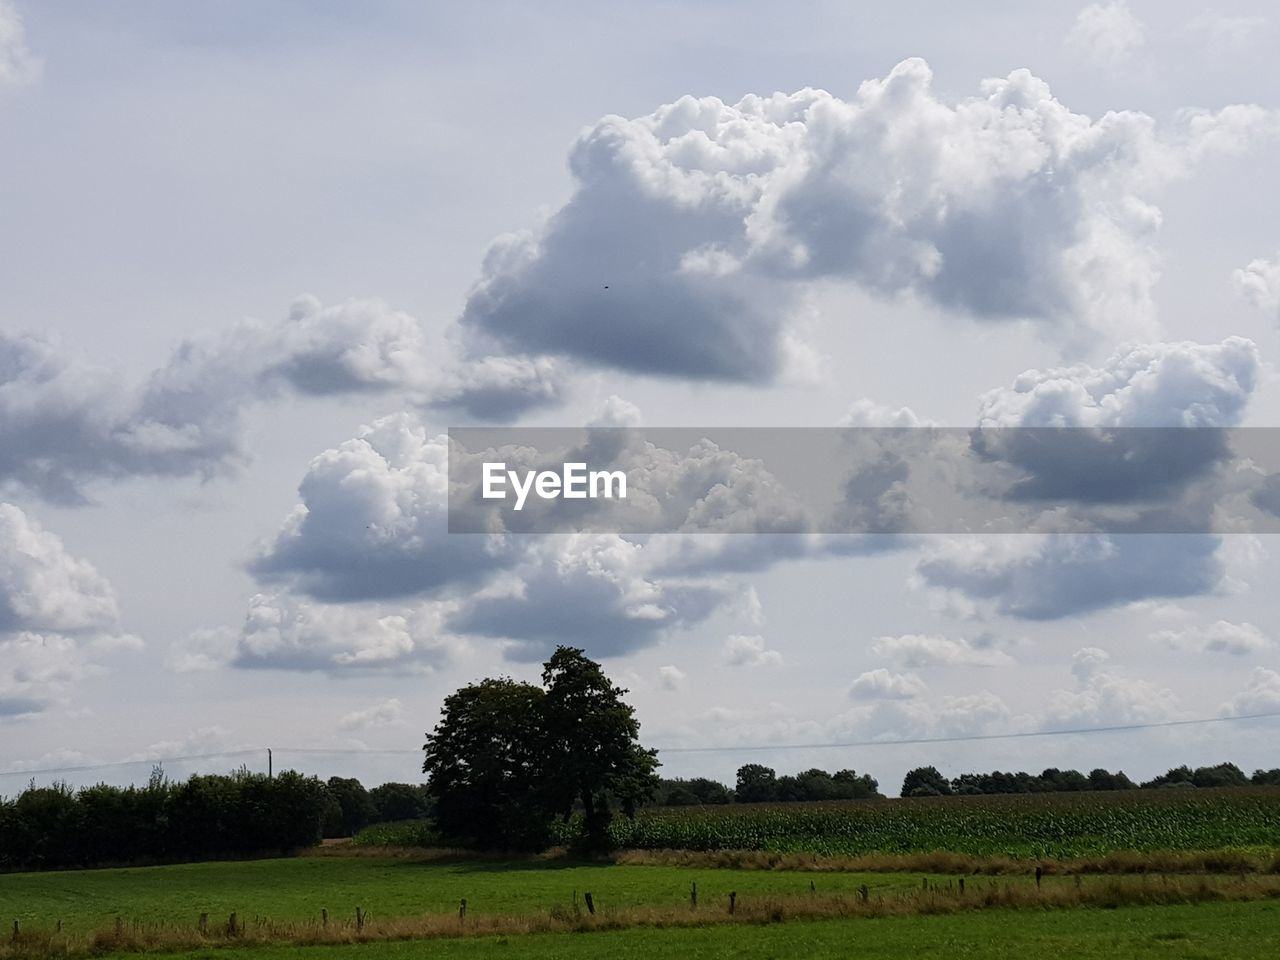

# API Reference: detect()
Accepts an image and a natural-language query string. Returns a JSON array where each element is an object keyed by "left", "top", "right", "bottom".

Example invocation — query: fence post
[
  {"left": 228, "top": 913, "right": 237, "bottom": 937},
  {"left": 959, "top": 878, "right": 965, "bottom": 895},
  {"left": 859, "top": 884, "right": 869, "bottom": 903},
  {"left": 728, "top": 892, "right": 736, "bottom": 915},
  {"left": 458, "top": 899, "right": 467, "bottom": 921},
  {"left": 355, "top": 907, "right": 364, "bottom": 932},
  {"left": 199, "top": 913, "right": 208, "bottom": 934},
  {"left": 584, "top": 892, "right": 595, "bottom": 916},
  {"left": 1035, "top": 866, "right": 1043, "bottom": 890},
  {"left": 321, "top": 908, "right": 328, "bottom": 928},
  {"left": 690, "top": 882, "right": 697, "bottom": 910},
  {"left": 11, "top": 920, "right": 17, "bottom": 942}
]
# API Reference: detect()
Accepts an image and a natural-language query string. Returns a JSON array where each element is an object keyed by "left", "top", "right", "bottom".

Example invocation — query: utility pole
[{"left": 268, "top": 748, "right": 273, "bottom": 779}]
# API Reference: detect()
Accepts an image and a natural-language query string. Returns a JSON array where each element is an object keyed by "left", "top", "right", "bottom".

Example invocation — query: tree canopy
[{"left": 421, "top": 646, "right": 659, "bottom": 851}]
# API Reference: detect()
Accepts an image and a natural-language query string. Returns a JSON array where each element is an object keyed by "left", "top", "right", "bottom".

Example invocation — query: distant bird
[{"left": 603, "top": 285, "right": 609, "bottom": 289}]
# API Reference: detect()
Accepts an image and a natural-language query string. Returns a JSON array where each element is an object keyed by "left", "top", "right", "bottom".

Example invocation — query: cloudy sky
[{"left": 4, "top": 0, "right": 1280, "bottom": 795}]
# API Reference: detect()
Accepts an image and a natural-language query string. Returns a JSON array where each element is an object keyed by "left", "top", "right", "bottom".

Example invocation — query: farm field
[
  {"left": 0, "top": 854, "right": 952, "bottom": 934},
  {"left": 4, "top": 789, "right": 1280, "bottom": 959},
  {"left": 90, "top": 901, "right": 1280, "bottom": 959},
  {"left": 565, "top": 787, "right": 1280, "bottom": 857}
]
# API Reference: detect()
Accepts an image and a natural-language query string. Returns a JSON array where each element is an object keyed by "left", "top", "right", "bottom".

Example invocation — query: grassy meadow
[{"left": 4, "top": 789, "right": 1280, "bottom": 959}]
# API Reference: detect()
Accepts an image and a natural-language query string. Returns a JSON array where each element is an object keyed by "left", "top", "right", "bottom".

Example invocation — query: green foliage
[
  {"left": 422, "top": 677, "right": 552, "bottom": 850},
  {"left": 735, "top": 764, "right": 778, "bottom": 803},
  {"left": 352, "top": 819, "right": 441, "bottom": 847},
  {"left": 369, "top": 782, "right": 432, "bottom": 823},
  {"left": 901, "top": 766, "right": 952, "bottom": 797},
  {"left": 421, "top": 646, "right": 659, "bottom": 853},
  {"left": 540, "top": 646, "right": 660, "bottom": 851},
  {"left": 0, "top": 769, "right": 327, "bottom": 871},
  {"left": 323, "top": 777, "right": 377, "bottom": 838},
  {"left": 654, "top": 777, "right": 732, "bottom": 806},
  {"left": 551, "top": 787, "right": 1280, "bottom": 859}
]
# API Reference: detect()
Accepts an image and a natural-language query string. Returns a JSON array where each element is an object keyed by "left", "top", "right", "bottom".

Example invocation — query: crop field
[{"left": 544, "top": 787, "right": 1280, "bottom": 858}]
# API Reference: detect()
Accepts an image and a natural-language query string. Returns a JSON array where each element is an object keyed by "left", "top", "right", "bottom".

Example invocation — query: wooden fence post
[
  {"left": 959, "top": 878, "right": 965, "bottom": 895},
  {"left": 728, "top": 892, "right": 736, "bottom": 914},
  {"left": 690, "top": 882, "right": 697, "bottom": 910},
  {"left": 228, "top": 913, "right": 237, "bottom": 937},
  {"left": 584, "top": 892, "right": 595, "bottom": 916},
  {"left": 1035, "top": 866, "right": 1043, "bottom": 890},
  {"left": 355, "top": 907, "right": 364, "bottom": 932},
  {"left": 458, "top": 899, "right": 467, "bottom": 921},
  {"left": 11, "top": 920, "right": 17, "bottom": 942},
  {"left": 199, "top": 913, "right": 208, "bottom": 934},
  {"left": 321, "top": 908, "right": 328, "bottom": 928}
]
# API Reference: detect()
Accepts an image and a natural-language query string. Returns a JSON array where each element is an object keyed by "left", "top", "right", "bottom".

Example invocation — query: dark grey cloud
[
  {"left": 249, "top": 413, "right": 517, "bottom": 602},
  {"left": 918, "top": 533, "right": 1225, "bottom": 620},
  {"left": 967, "top": 338, "right": 1260, "bottom": 528},
  {"left": 427, "top": 355, "right": 567, "bottom": 422},
  {"left": 459, "top": 60, "right": 1275, "bottom": 378},
  {"left": 0, "top": 297, "right": 435, "bottom": 503},
  {"left": 1253, "top": 473, "right": 1280, "bottom": 517},
  {"left": 0, "top": 696, "right": 44, "bottom": 718}
]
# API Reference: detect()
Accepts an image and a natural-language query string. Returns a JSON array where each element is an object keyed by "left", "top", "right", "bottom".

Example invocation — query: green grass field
[
  {"left": 0, "top": 854, "right": 948, "bottom": 933},
  {"left": 148, "top": 901, "right": 1280, "bottom": 959},
  {"left": 4, "top": 853, "right": 1280, "bottom": 959}
]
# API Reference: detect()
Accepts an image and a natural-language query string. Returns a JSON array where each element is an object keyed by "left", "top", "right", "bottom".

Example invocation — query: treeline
[
  {"left": 901, "top": 763, "right": 1280, "bottom": 797},
  {"left": 0, "top": 769, "right": 325, "bottom": 871},
  {"left": 652, "top": 765, "right": 882, "bottom": 806},
  {"left": 0, "top": 769, "right": 434, "bottom": 872},
  {"left": 322, "top": 777, "right": 432, "bottom": 838}
]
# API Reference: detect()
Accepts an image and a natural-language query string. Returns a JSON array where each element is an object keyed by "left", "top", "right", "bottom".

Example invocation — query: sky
[{"left": 3, "top": 0, "right": 1280, "bottom": 796}]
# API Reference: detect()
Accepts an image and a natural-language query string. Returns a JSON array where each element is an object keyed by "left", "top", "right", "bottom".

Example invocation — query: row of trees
[
  {"left": 322, "top": 778, "right": 432, "bottom": 838},
  {"left": 652, "top": 766, "right": 882, "bottom": 806},
  {"left": 0, "top": 767, "right": 441, "bottom": 870},
  {"left": 734, "top": 764, "right": 880, "bottom": 803},
  {"left": 0, "top": 768, "right": 328, "bottom": 871},
  {"left": 901, "top": 763, "right": 1280, "bottom": 797}
]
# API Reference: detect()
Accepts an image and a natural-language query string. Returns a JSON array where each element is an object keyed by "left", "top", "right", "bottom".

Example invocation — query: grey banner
[{"left": 447, "top": 427, "right": 1280, "bottom": 534}]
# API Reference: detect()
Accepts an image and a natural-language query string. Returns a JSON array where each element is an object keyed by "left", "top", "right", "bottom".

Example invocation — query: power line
[
  {"left": 4, "top": 709, "right": 1278, "bottom": 779},
  {"left": 0, "top": 749, "right": 264, "bottom": 778},
  {"left": 653, "top": 709, "right": 1280, "bottom": 754}
]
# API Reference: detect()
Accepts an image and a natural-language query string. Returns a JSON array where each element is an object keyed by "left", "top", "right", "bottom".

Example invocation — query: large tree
[
  {"left": 540, "top": 646, "right": 660, "bottom": 850},
  {"left": 421, "top": 647, "right": 659, "bottom": 852},
  {"left": 421, "top": 677, "right": 551, "bottom": 850}
]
